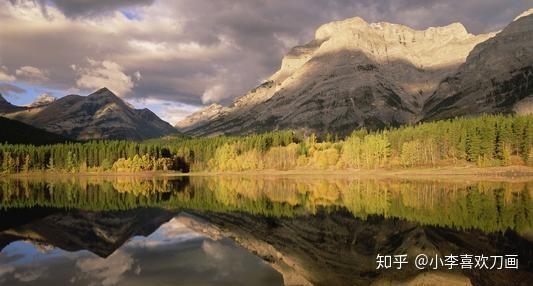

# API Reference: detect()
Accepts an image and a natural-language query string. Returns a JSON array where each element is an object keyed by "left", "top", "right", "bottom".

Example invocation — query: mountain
[
  {"left": 3, "top": 207, "right": 531, "bottom": 285},
  {"left": 2, "top": 88, "right": 178, "bottom": 141},
  {"left": 177, "top": 17, "right": 494, "bottom": 136},
  {"left": 0, "top": 93, "right": 25, "bottom": 114},
  {"left": 0, "top": 116, "right": 67, "bottom": 145},
  {"left": 184, "top": 211, "right": 533, "bottom": 286},
  {"left": 0, "top": 208, "right": 175, "bottom": 257},
  {"left": 424, "top": 9, "right": 533, "bottom": 120},
  {"left": 179, "top": 10, "right": 533, "bottom": 137},
  {"left": 28, "top": 93, "right": 56, "bottom": 107}
]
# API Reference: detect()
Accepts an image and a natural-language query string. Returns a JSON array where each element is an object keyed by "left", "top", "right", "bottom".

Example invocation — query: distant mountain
[
  {"left": 28, "top": 93, "right": 56, "bottom": 107},
  {"left": 424, "top": 9, "right": 533, "bottom": 120},
  {"left": 2, "top": 88, "right": 178, "bottom": 141},
  {"left": 0, "top": 93, "right": 25, "bottom": 114},
  {"left": 0, "top": 116, "right": 67, "bottom": 145},
  {"left": 0, "top": 208, "right": 175, "bottom": 257},
  {"left": 178, "top": 9, "right": 533, "bottom": 136}
]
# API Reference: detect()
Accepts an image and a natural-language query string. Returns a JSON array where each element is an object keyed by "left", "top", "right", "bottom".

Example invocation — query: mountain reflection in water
[{"left": 0, "top": 176, "right": 531, "bottom": 286}]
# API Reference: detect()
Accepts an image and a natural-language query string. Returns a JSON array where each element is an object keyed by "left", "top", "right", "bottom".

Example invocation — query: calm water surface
[{"left": 0, "top": 176, "right": 531, "bottom": 285}]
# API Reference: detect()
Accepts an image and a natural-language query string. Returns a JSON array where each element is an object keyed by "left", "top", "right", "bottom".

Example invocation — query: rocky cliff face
[
  {"left": 177, "top": 16, "right": 495, "bottom": 136},
  {"left": 179, "top": 10, "right": 533, "bottom": 137},
  {"left": 3, "top": 88, "right": 177, "bottom": 141},
  {"left": 424, "top": 10, "right": 533, "bottom": 120}
]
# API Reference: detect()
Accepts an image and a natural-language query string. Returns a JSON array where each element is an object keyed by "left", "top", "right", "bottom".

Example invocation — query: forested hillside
[
  {"left": 0, "top": 115, "right": 531, "bottom": 173},
  {"left": 0, "top": 117, "right": 67, "bottom": 145}
]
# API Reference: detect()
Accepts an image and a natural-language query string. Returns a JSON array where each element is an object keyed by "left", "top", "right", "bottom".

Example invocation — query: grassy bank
[{"left": 3, "top": 165, "right": 533, "bottom": 182}]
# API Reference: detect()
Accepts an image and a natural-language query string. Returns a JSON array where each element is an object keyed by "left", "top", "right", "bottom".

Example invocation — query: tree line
[{"left": 0, "top": 114, "right": 532, "bottom": 173}]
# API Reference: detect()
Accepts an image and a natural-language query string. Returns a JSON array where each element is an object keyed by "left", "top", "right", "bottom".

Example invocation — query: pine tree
[
  {"left": 466, "top": 128, "right": 481, "bottom": 162},
  {"left": 22, "top": 154, "right": 31, "bottom": 173}
]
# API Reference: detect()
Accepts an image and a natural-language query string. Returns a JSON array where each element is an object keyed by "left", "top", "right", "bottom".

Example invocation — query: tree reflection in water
[{"left": 0, "top": 176, "right": 531, "bottom": 285}]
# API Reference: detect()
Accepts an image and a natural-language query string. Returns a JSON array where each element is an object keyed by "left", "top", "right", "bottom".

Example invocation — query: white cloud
[
  {"left": 76, "top": 250, "right": 135, "bottom": 286},
  {"left": 75, "top": 59, "right": 134, "bottom": 96},
  {"left": 0, "top": 72, "right": 15, "bottom": 82},
  {"left": 0, "top": 66, "right": 16, "bottom": 81},
  {"left": 133, "top": 71, "right": 142, "bottom": 81},
  {"left": 202, "top": 240, "right": 227, "bottom": 261},
  {"left": 160, "top": 105, "right": 201, "bottom": 125},
  {"left": 130, "top": 97, "right": 201, "bottom": 124},
  {"left": 128, "top": 39, "right": 168, "bottom": 53},
  {"left": 201, "top": 84, "right": 227, "bottom": 104},
  {"left": 15, "top": 65, "right": 48, "bottom": 82}
]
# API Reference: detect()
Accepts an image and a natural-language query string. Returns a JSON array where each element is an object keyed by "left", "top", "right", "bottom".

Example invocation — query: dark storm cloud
[
  {"left": 35, "top": 0, "right": 155, "bottom": 18},
  {"left": 125, "top": 0, "right": 529, "bottom": 104},
  {"left": 1, "top": 0, "right": 530, "bottom": 116}
]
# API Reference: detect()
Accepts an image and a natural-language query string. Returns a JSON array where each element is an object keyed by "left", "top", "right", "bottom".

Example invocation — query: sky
[{"left": 0, "top": 0, "right": 531, "bottom": 124}]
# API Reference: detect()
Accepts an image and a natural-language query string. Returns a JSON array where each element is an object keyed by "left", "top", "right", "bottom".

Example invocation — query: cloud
[
  {"left": 202, "top": 84, "right": 227, "bottom": 104},
  {"left": 15, "top": 66, "right": 49, "bottom": 82},
  {"left": 75, "top": 250, "right": 135, "bottom": 286},
  {"left": 202, "top": 240, "right": 228, "bottom": 261},
  {"left": 37, "top": 0, "right": 155, "bottom": 18},
  {"left": 129, "top": 98, "right": 201, "bottom": 125},
  {"left": 13, "top": 268, "right": 46, "bottom": 282},
  {"left": 0, "top": 66, "right": 16, "bottom": 81},
  {"left": 0, "top": 83, "right": 26, "bottom": 96},
  {"left": 133, "top": 71, "right": 141, "bottom": 81},
  {"left": 160, "top": 104, "right": 201, "bottom": 125},
  {"left": 74, "top": 59, "right": 134, "bottom": 96},
  {"left": 0, "top": 0, "right": 530, "bottom": 120},
  {"left": 200, "top": 239, "right": 266, "bottom": 280}
]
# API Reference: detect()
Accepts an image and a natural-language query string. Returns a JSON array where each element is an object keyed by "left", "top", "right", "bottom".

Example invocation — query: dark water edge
[{"left": 0, "top": 176, "right": 532, "bottom": 286}]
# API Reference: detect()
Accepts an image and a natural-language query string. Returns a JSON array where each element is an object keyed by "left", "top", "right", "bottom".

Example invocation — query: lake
[{"left": 0, "top": 175, "right": 531, "bottom": 285}]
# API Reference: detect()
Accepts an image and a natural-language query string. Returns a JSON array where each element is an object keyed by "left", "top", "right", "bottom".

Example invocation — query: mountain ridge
[
  {"left": 423, "top": 9, "right": 533, "bottom": 120},
  {"left": 1, "top": 88, "right": 178, "bottom": 141},
  {"left": 0, "top": 93, "right": 26, "bottom": 114},
  {"left": 178, "top": 9, "right": 531, "bottom": 136}
]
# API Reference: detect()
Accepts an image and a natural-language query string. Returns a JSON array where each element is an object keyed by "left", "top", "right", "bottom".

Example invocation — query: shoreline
[{"left": 2, "top": 165, "right": 533, "bottom": 182}]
